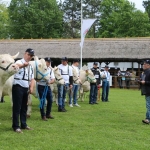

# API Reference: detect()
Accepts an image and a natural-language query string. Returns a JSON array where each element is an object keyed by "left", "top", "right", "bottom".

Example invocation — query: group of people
[
  {"left": 89, "top": 63, "right": 110, "bottom": 104},
  {"left": 117, "top": 70, "right": 132, "bottom": 89},
  {"left": 11, "top": 48, "right": 111, "bottom": 133}
]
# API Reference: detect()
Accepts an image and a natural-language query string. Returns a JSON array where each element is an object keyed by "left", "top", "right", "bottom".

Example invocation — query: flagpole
[{"left": 80, "top": 0, "right": 83, "bottom": 70}]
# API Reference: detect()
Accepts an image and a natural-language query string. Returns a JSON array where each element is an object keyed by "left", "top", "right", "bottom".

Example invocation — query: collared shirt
[
  {"left": 13, "top": 58, "right": 34, "bottom": 88},
  {"left": 102, "top": 71, "right": 110, "bottom": 81},
  {"left": 58, "top": 64, "right": 73, "bottom": 84},
  {"left": 38, "top": 67, "right": 55, "bottom": 86}
]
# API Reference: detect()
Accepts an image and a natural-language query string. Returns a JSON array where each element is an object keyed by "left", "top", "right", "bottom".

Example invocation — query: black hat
[
  {"left": 143, "top": 60, "right": 150, "bottom": 65},
  {"left": 61, "top": 57, "right": 68, "bottom": 61},
  {"left": 44, "top": 57, "right": 52, "bottom": 62},
  {"left": 93, "top": 62, "right": 98, "bottom": 65},
  {"left": 25, "top": 48, "right": 35, "bottom": 56},
  {"left": 105, "top": 65, "right": 109, "bottom": 68},
  {"left": 73, "top": 59, "right": 80, "bottom": 63}
]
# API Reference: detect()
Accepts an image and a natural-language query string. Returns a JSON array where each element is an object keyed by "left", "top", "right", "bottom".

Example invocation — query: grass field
[{"left": 0, "top": 89, "right": 149, "bottom": 150}]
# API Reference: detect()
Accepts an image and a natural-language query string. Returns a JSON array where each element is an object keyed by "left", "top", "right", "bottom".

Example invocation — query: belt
[{"left": 13, "top": 84, "right": 28, "bottom": 89}]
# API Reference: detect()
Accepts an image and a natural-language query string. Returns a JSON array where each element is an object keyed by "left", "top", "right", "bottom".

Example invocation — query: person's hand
[
  {"left": 23, "top": 62, "right": 29, "bottom": 67},
  {"left": 70, "top": 85, "right": 73, "bottom": 89},
  {"left": 141, "top": 81, "right": 145, "bottom": 84},
  {"left": 29, "top": 87, "right": 34, "bottom": 94}
]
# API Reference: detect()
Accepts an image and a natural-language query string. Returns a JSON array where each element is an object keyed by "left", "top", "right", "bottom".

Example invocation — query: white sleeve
[
  {"left": 50, "top": 70, "right": 55, "bottom": 80},
  {"left": 15, "top": 60, "right": 22, "bottom": 65},
  {"left": 69, "top": 66, "right": 73, "bottom": 76}
]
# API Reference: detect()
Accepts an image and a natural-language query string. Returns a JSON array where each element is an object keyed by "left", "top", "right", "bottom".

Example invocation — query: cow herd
[{"left": 0, "top": 53, "right": 96, "bottom": 117}]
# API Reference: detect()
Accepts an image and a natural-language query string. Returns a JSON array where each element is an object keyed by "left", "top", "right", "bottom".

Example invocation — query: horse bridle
[
  {"left": 35, "top": 61, "right": 49, "bottom": 80},
  {"left": 0, "top": 63, "right": 13, "bottom": 71}
]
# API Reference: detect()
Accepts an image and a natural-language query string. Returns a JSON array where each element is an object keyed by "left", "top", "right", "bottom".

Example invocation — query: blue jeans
[
  {"left": 102, "top": 80, "right": 109, "bottom": 101},
  {"left": 69, "top": 84, "right": 79, "bottom": 104},
  {"left": 145, "top": 96, "right": 150, "bottom": 121},
  {"left": 89, "top": 84, "right": 98, "bottom": 104},
  {"left": 57, "top": 83, "right": 69, "bottom": 109},
  {"left": 38, "top": 85, "right": 53, "bottom": 117}
]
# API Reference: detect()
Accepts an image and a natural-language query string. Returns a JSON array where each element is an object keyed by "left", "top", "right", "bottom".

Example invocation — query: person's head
[
  {"left": 61, "top": 57, "right": 68, "bottom": 66},
  {"left": 44, "top": 57, "right": 52, "bottom": 67},
  {"left": 143, "top": 60, "right": 150, "bottom": 70},
  {"left": 73, "top": 59, "right": 80, "bottom": 67},
  {"left": 93, "top": 62, "right": 98, "bottom": 69},
  {"left": 105, "top": 65, "right": 109, "bottom": 71},
  {"left": 24, "top": 48, "right": 34, "bottom": 62}
]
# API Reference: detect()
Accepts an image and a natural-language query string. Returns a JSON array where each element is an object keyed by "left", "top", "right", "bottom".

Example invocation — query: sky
[{"left": 2, "top": 0, "right": 145, "bottom": 12}]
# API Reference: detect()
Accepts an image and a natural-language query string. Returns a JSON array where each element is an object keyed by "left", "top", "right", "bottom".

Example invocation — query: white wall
[{"left": 88, "top": 62, "right": 139, "bottom": 71}]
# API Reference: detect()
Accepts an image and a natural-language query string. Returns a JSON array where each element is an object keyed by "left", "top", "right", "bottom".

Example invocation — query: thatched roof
[{"left": 0, "top": 38, "right": 150, "bottom": 62}]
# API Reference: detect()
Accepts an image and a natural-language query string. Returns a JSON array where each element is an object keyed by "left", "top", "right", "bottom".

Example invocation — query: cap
[
  {"left": 25, "top": 48, "right": 35, "bottom": 56},
  {"left": 61, "top": 57, "right": 68, "bottom": 61},
  {"left": 93, "top": 62, "right": 98, "bottom": 65},
  {"left": 143, "top": 60, "right": 150, "bottom": 65},
  {"left": 44, "top": 57, "right": 52, "bottom": 62},
  {"left": 73, "top": 59, "right": 80, "bottom": 63},
  {"left": 105, "top": 65, "right": 109, "bottom": 68}
]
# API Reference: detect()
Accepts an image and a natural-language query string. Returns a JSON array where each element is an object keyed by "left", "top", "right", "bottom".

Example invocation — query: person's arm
[
  {"left": 69, "top": 66, "right": 73, "bottom": 88},
  {"left": 16, "top": 62, "right": 29, "bottom": 69},
  {"left": 48, "top": 70, "right": 55, "bottom": 84},
  {"left": 29, "top": 79, "right": 35, "bottom": 94}
]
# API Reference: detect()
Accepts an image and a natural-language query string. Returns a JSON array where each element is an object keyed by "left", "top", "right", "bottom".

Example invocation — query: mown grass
[{"left": 0, "top": 89, "right": 149, "bottom": 150}]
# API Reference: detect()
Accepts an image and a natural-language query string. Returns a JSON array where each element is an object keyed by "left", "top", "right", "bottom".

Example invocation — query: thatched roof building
[{"left": 0, "top": 38, "right": 150, "bottom": 62}]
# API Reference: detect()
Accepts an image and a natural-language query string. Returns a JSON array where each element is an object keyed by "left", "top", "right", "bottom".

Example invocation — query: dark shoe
[
  {"left": 62, "top": 108, "right": 67, "bottom": 112},
  {"left": 42, "top": 116, "right": 48, "bottom": 121},
  {"left": 89, "top": 102, "right": 94, "bottom": 105},
  {"left": 142, "top": 119, "right": 150, "bottom": 124},
  {"left": 46, "top": 115, "right": 54, "bottom": 119},
  {"left": 94, "top": 102, "right": 98, "bottom": 104}
]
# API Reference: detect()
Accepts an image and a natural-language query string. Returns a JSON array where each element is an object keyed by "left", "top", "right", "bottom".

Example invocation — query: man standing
[
  {"left": 125, "top": 70, "right": 131, "bottom": 89},
  {"left": 69, "top": 59, "right": 80, "bottom": 107},
  {"left": 101, "top": 65, "right": 110, "bottom": 102},
  {"left": 89, "top": 62, "right": 101, "bottom": 104},
  {"left": 37, "top": 57, "right": 55, "bottom": 121},
  {"left": 139, "top": 60, "right": 150, "bottom": 124},
  {"left": 12, "top": 48, "right": 35, "bottom": 133},
  {"left": 57, "top": 57, "right": 73, "bottom": 112}
]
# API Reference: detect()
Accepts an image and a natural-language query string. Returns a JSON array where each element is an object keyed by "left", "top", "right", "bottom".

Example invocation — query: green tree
[
  {"left": 98, "top": 0, "right": 150, "bottom": 37},
  {"left": 9, "top": 0, "right": 63, "bottom": 39},
  {"left": 143, "top": 0, "right": 150, "bottom": 19},
  {"left": 62, "top": 0, "right": 81, "bottom": 38},
  {"left": 0, "top": 1, "right": 9, "bottom": 39},
  {"left": 83, "top": 0, "right": 101, "bottom": 38}
]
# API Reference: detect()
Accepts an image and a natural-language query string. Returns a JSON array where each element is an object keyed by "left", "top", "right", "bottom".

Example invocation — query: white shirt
[
  {"left": 58, "top": 64, "right": 73, "bottom": 84},
  {"left": 13, "top": 58, "right": 34, "bottom": 88},
  {"left": 38, "top": 67, "right": 55, "bottom": 86},
  {"left": 72, "top": 64, "right": 79, "bottom": 85},
  {"left": 101, "top": 71, "right": 110, "bottom": 81}
]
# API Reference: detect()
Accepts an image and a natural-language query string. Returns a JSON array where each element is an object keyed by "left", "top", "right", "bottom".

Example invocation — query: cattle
[
  {"left": 1, "top": 56, "right": 51, "bottom": 115},
  {"left": 0, "top": 53, "right": 19, "bottom": 102}
]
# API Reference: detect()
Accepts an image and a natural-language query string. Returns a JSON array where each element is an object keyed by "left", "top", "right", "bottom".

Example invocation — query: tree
[
  {"left": 143, "top": 0, "right": 150, "bottom": 19},
  {"left": 9, "top": 0, "right": 63, "bottom": 39},
  {"left": 0, "top": 1, "right": 9, "bottom": 39},
  {"left": 98, "top": 0, "right": 150, "bottom": 37},
  {"left": 62, "top": 0, "right": 81, "bottom": 38},
  {"left": 83, "top": 0, "right": 101, "bottom": 38}
]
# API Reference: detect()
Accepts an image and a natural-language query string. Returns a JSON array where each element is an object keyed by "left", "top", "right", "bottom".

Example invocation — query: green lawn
[{"left": 0, "top": 89, "right": 149, "bottom": 150}]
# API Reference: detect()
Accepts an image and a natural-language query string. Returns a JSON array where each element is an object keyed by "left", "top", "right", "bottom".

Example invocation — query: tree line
[{"left": 0, "top": 0, "right": 150, "bottom": 39}]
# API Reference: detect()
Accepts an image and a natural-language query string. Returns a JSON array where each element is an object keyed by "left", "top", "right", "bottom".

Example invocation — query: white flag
[{"left": 80, "top": 19, "right": 96, "bottom": 48}]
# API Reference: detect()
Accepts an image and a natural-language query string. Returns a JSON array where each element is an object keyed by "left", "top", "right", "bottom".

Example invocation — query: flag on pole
[{"left": 80, "top": 19, "right": 96, "bottom": 48}]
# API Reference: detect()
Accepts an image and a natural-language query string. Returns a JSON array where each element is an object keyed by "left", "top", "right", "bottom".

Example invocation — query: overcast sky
[{"left": 2, "top": 0, "right": 145, "bottom": 12}]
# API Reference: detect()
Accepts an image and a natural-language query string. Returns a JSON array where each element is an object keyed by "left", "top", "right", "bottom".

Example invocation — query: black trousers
[
  {"left": 12, "top": 84, "right": 28, "bottom": 130},
  {"left": 38, "top": 85, "right": 53, "bottom": 118}
]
